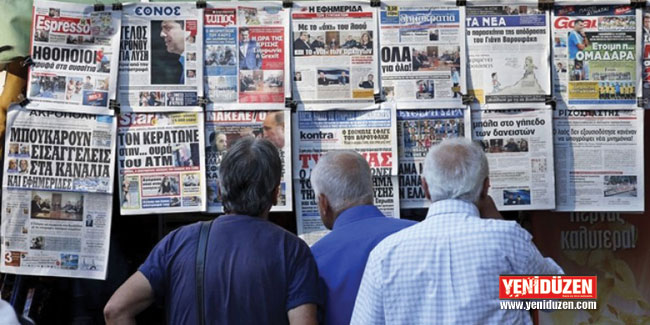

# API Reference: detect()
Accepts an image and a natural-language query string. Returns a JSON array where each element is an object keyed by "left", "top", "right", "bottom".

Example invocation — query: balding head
[
  {"left": 422, "top": 137, "right": 489, "bottom": 204},
  {"left": 310, "top": 150, "right": 374, "bottom": 229}
]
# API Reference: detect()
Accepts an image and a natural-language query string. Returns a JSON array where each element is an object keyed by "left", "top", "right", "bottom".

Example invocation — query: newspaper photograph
[
  {"left": 554, "top": 109, "right": 644, "bottom": 212},
  {"left": 552, "top": 5, "right": 641, "bottom": 109},
  {"left": 292, "top": 108, "right": 398, "bottom": 244},
  {"left": 642, "top": 9, "right": 650, "bottom": 108},
  {"left": 1, "top": 189, "right": 112, "bottom": 280},
  {"left": 472, "top": 109, "right": 556, "bottom": 211},
  {"left": 291, "top": 2, "right": 380, "bottom": 110},
  {"left": 205, "top": 110, "right": 292, "bottom": 213},
  {"left": 117, "top": 112, "right": 206, "bottom": 214},
  {"left": 204, "top": 3, "right": 290, "bottom": 111},
  {"left": 26, "top": 0, "right": 122, "bottom": 115},
  {"left": 3, "top": 105, "right": 116, "bottom": 194},
  {"left": 397, "top": 109, "right": 468, "bottom": 209},
  {"left": 379, "top": 3, "right": 465, "bottom": 109},
  {"left": 118, "top": 3, "right": 203, "bottom": 111},
  {"left": 466, "top": 5, "right": 550, "bottom": 108}
]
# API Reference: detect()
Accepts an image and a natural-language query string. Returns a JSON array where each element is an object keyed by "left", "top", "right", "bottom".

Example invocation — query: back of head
[
  {"left": 219, "top": 137, "right": 282, "bottom": 216},
  {"left": 310, "top": 150, "right": 373, "bottom": 215},
  {"left": 422, "top": 137, "right": 488, "bottom": 204}
]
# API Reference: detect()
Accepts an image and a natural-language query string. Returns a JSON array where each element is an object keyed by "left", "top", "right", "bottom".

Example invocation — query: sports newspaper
[
  {"left": 291, "top": 2, "right": 380, "bottom": 111},
  {"left": 118, "top": 3, "right": 204, "bottom": 111},
  {"left": 466, "top": 5, "right": 550, "bottom": 109},
  {"left": 552, "top": 5, "right": 641, "bottom": 109},
  {"left": 27, "top": 0, "right": 122, "bottom": 115},
  {"left": 204, "top": 3, "right": 290, "bottom": 111},
  {"left": 117, "top": 112, "right": 206, "bottom": 214},
  {"left": 293, "top": 107, "right": 398, "bottom": 245},
  {"left": 379, "top": 2, "right": 466, "bottom": 109},
  {"left": 472, "top": 109, "right": 556, "bottom": 211},
  {"left": 205, "top": 111, "right": 292, "bottom": 213},
  {"left": 554, "top": 109, "right": 644, "bottom": 212}
]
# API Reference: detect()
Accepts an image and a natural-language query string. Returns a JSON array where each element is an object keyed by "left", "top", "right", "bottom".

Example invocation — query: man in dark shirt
[
  {"left": 104, "top": 138, "right": 321, "bottom": 325},
  {"left": 358, "top": 73, "right": 374, "bottom": 89},
  {"left": 310, "top": 151, "right": 415, "bottom": 325}
]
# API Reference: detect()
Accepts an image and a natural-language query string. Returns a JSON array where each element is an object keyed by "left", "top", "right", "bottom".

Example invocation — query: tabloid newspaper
[
  {"left": 117, "top": 112, "right": 206, "bottom": 214},
  {"left": 397, "top": 109, "right": 469, "bottom": 209},
  {"left": 205, "top": 111, "right": 292, "bottom": 213},
  {"left": 291, "top": 2, "right": 380, "bottom": 111},
  {"left": 379, "top": 3, "right": 466, "bottom": 109},
  {"left": 204, "top": 3, "right": 290, "bottom": 111},
  {"left": 466, "top": 5, "right": 550, "bottom": 109},
  {"left": 292, "top": 108, "right": 398, "bottom": 245},
  {"left": 3, "top": 106, "right": 116, "bottom": 194},
  {"left": 552, "top": 5, "right": 641, "bottom": 110},
  {"left": 118, "top": 3, "right": 204, "bottom": 112},
  {"left": 642, "top": 9, "right": 649, "bottom": 108},
  {"left": 26, "top": 0, "right": 122, "bottom": 115},
  {"left": 471, "top": 109, "right": 556, "bottom": 211},
  {"left": 554, "top": 109, "right": 644, "bottom": 212},
  {"left": 1, "top": 105, "right": 115, "bottom": 279}
]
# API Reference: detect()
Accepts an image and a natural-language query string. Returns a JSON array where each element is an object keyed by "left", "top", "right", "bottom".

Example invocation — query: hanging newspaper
[
  {"left": 3, "top": 105, "right": 116, "bottom": 194},
  {"left": 466, "top": 5, "right": 550, "bottom": 109},
  {"left": 204, "top": 3, "right": 290, "bottom": 111},
  {"left": 397, "top": 109, "right": 468, "bottom": 209},
  {"left": 1, "top": 189, "right": 112, "bottom": 280},
  {"left": 291, "top": 2, "right": 380, "bottom": 110},
  {"left": 118, "top": 3, "right": 203, "bottom": 111},
  {"left": 205, "top": 111, "right": 292, "bottom": 212},
  {"left": 552, "top": 5, "right": 641, "bottom": 109},
  {"left": 117, "top": 112, "right": 206, "bottom": 214},
  {"left": 379, "top": 3, "right": 465, "bottom": 109},
  {"left": 293, "top": 108, "right": 398, "bottom": 244},
  {"left": 554, "top": 109, "right": 644, "bottom": 212},
  {"left": 642, "top": 9, "right": 650, "bottom": 108},
  {"left": 471, "top": 109, "right": 555, "bottom": 211},
  {"left": 26, "top": 0, "right": 122, "bottom": 115}
]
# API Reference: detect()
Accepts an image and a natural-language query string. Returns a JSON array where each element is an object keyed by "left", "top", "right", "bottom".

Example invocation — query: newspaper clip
[
  {"left": 538, "top": 0, "right": 554, "bottom": 11},
  {"left": 285, "top": 97, "right": 297, "bottom": 112},
  {"left": 94, "top": 3, "right": 105, "bottom": 12},
  {"left": 109, "top": 99, "right": 120, "bottom": 112},
  {"left": 374, "top": 93, "right": 384, "bottom": 104},
  {"left": 370, "top": 0, "right": 381, "bottom": 7},
  {"left": 637, "top": 97, "right": 646, "bottom": 108},
  {"left": 196, "top": 0, "right": 207, "bottom": 9},
  {"left": 456, "top": 0, "right": 466, "bottom": 6},
  {"left": 283, "top": 0, "right": 293, "bottom": 8},
  {"left": 461, "top": 94, "right": 475, "bottom": 106},
  {"left": 112, "top": 2, "right": 123, "bottom": 11},
  {"left": 17, "top": 94, "right": 30, "bottom": 107},
  {"left": 197, "top": 96, "right": 208, "bottom": 109},
  {"left": 631, "top": 0, "right": 646, "bottom": 8},
  {"left": 545, "top": 95, "right": 556, "bottom": 110},
  {"left": 20, "top": 56, "right": 34, "bottom": 67}
]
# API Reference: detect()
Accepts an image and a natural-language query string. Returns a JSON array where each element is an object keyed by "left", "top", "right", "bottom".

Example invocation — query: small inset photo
[
  {"left": 503, "top": 189, "right": 531, "bottom": 206},
  {"left": 604, "top": 175, "right": 637, "bottom": 197}
]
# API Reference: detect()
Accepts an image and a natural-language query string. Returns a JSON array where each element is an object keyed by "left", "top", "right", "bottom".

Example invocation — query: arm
[
  {"left": 104, "top": 271, "right": 155, "bottom": 325},
  {"left": 288, "top": 303, "right": 318, "bottom": 325}
]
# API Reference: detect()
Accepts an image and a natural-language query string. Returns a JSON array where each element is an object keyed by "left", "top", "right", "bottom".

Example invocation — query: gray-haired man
[{"left": 310, "top": 151, "right": 415, "bottom": 325}]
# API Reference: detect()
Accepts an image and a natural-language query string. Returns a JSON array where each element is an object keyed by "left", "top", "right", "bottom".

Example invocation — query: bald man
[{"left": 263, "top": 111, "right": 285, "bottom": 149}]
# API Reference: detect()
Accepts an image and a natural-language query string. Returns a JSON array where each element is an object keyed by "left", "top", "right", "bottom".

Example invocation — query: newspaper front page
[
  {"left": 554, "top": 109, "right": 644, "bottom": 211},
  {"left": 379, "top": 3, "right": 465, "bottom": 109},
  {"left": 466, "top": 5, "right": 550, "bottom": 109},
  {"left": 118, "top": 3, "right": 203, "bottom": 111},
  {"left": 1, "top": 189, "right": 112, "bottom": 280},
  {"left": 552, "top": 5, "right": 641, "bottom": 109},
  {"left": 397, "top": 109, "right": 468, "bottom": 209},
  {"left": 643, "top": 9, "right": 650, "bottom": 108},
  {"left": 291, "top": 2, "right": 380, "bottom": 110},
  {"left": 293, "top": 108, "right": 398, "bottom": 245},
  {"left": 204, "top": 3, "right": 290, "bottom": 111},
  {"left": 205, "top": 110, "right": 292, "bottom": 213},
  {"left": 117, "top": 112, "right": 206, "bottom": 214},
  {"left": 27, "top": 0, "right": 122, "bottom": 115},
  {"left": 472, "top": 109, "right": 556, "bottom": 211},
  {"left": 3, "top": 106, "right": 116, "bottom": 194}
]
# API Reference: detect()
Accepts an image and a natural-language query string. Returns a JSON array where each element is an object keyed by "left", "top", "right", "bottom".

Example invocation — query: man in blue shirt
[
  {"left": 239, "top": 28, "right": 262, "bottom": 70},
  {"left": 104, "top": 138, "right": 321, "bottom": 325},
  {"left": 310, "top": 151, "right": 416, "bottom": 325}
]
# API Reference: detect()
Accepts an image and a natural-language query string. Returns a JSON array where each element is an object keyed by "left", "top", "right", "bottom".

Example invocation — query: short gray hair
[
  {"left": 310, "top": 150, "right": 373, "bottom": 214},
  {"left": 219, "top": 137, "right": 282, "bottom": 216},
  {"left": 422, "top": 137, "right": 488, "bottom": 204}
]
